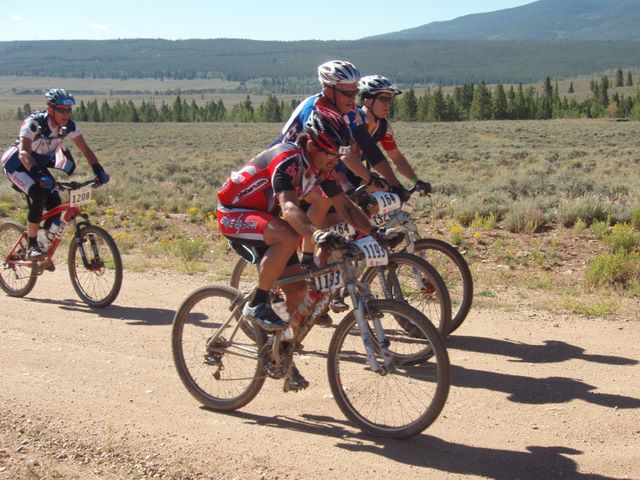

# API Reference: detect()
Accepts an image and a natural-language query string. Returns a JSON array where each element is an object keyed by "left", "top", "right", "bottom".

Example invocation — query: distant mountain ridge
[{"left": 365, "top": 0, "right": 640, "bottom": 41}]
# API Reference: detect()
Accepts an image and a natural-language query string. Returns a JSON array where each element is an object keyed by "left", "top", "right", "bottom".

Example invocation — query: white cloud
[
  {"left": 89, "top": 22, "right": 108, "bottom": 31},
  {"left": 11, "top": 15, "right": 26, "bottom": 22}
]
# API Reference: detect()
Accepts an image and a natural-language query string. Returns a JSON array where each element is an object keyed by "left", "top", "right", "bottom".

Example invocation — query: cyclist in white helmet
[{"left": 339, "top": 74, "right": 431, "bottom": 195}]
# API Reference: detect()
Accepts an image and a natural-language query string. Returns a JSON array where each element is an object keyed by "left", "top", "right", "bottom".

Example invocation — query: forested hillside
[
  {"left": 368, "top": 0, "right": 640, "bottom": 41},
  {"left": 2, "top": 38, "right": 640, "bottom": 87}
]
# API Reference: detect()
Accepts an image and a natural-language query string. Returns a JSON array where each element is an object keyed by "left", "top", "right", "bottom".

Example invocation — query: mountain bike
[
  {"left": 0, "top": 179, "right": 123, "bottom": 308},
  {"left": 350, "top": 186, "right": 473, "bottom": 335},
  {"left": 228, "top": 211, "right": 453, "bottom": 336},
  {"left": 172, "top": 234, "right": 450, "bottom": 439}
]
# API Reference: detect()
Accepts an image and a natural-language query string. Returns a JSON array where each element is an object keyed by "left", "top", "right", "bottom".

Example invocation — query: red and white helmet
[{"left": 318, "top": 60, "right": 361, "bottom": 86}]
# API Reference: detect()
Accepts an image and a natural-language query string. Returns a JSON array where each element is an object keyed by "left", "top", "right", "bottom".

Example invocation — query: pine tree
[
  {"left": 428, "top": 87, "right": 446, "bottom": 122},
  {"left": 568, "top": 82, "right": 575, "bottom": 94},
  {"left": 493, "top": 84, "right": 508, "bottom": 120},
  {"left": 627, "top": 71, "right": 634, "bottom": 87},
  {"left": 400, "top": 88, "right": 418, "bottom": 121},
  {"left": 470, "top": 82, "right": 493, "bottom": 120},
  {"left": 616, "top": 68, "right": 624, "bottom": 87}
]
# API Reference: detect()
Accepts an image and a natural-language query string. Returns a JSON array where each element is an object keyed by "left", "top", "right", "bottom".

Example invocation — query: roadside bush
[
  {"left": 589, "top": 218, "right": 610, "bottom": 238},
  {"left": 631, "top": 206, "right": 640, "bottom": 230},
  {"left": 585, "top": 251, "right": 640, "bottom": 294},
  {"left": 604, "top": 223, "right": 640, "bottom": 253},
  {"left": 557, "top": 195, "right": 610, "bottom": 227},
  {"left": 503, "top": 199, "right": 546, "bottom": 234}
]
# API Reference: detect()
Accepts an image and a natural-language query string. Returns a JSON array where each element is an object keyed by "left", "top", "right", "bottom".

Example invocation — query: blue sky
[{"left": 1, "top": 0, "right": 535, "bottom": 41}]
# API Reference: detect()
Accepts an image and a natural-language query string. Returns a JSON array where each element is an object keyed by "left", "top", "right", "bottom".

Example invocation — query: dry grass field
[{"left": 1, "top": 117, "right": 639, "bottom": 305}]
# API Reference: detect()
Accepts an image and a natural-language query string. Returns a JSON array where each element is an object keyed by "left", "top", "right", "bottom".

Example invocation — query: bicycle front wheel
[
  {"left": 361, "top": 252, "right": 451, "bottom": 336},
  {"left": 172, "top": 285, "right": 267, "bottom": 411},
  {"left": 0, "top": 221, "right": 37, "bottom": 297},
  {"left": 68, "top": 225, "right": 122, "bottom": 308},
  {"left": 328, "top": 300, "right": 450, "bottom": 439},
  {"left": 411, "top": 238, "right": 473, "bottom": 335}
]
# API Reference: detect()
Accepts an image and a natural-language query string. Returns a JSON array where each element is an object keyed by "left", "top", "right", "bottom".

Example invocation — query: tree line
[
  {"left": 15, "top": 71, "right": 640, "bottom": 123},
  {"left": 394, "top": 71, "right": 639, "bottom": 122},
  {"left": 4, "top": 38, "right": 640, "bottom": 87}
]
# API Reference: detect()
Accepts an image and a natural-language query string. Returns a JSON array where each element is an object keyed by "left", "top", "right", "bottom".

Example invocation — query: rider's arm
[
  {"left": 18, "top": 137, "right": 38, "bottom": 172},
  {"left": 350, "top": 122, "right": 401, "bottom": 187},
  {"left": 330, "top": 192, "right": 374, "bottom": 235},
  {"left": 386, "top": 147, "right": 419, "bottom": 183},
  {"left": 340, "top": 148, "right": 375, "bottom": 184},
  {"left": 72, "top": 135, "right": 100, "bottom": 167},
  {"left": 279, "top": 190, "right": 318, "bottom": 240}
]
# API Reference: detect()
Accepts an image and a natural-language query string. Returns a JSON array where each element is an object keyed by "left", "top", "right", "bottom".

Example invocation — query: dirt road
[{"left": 1, "top": 268, "right": 638, "bottom": 479}]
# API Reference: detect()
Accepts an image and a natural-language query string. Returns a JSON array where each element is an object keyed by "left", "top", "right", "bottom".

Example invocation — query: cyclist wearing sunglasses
[
  {"left": 1, "top": 88, "right": 110, "bottom": 259},
  {"left": 216, "top": 107, "right": 376, "bottom": 390},
  {"left": 340, "top": 75, "right": 431, "bottom": 195},
  {"left": 272, "top": 60, "right": 404, "bottom": 192}
]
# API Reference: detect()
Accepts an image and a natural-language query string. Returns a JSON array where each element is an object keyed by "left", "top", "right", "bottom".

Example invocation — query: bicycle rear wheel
[
  {"left": 0, "top": 221, "right": 37, "bottom": 297},
  {"left": 172, "top": 285, "right": 267, "bottom": 411},
  {"left": 361, "top": 252, "right": 451, "bottom": 336},
  {"left": 229, "top": 257, "right": 258, "bottom": 291},
  {"left": 67, "top": 225, "right": 122, "bottom": 308},
  {"left": 328, "top": 300, "right": 450, "bottom": 439},
  {"left": 411, "top": 238, "right": 473, "bottom": 334}
]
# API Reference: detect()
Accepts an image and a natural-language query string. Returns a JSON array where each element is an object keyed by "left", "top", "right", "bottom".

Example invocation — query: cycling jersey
[
  {"left": 272, "top": 94, "right": 388, "bottom": 168},
  {"left": 217, "top": 142, "right": 341, "bottom": 212},
  {"left": 1, "top": 111, "right": 80, "bottom": 174},
  {"left": 217, "top": 142, "right": 341, "bottom": 245}
]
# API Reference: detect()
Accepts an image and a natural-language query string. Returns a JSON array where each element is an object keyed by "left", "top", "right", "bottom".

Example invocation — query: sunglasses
[
  {"left": 53, "top": 106, "right": 73, "bottom": 114},
  {"left": 312, "top": 141, "right": 341, "bottom": 158},
  {"left": 335, "top": 88, "right": 358, "bottom": 99},
  {"left": 375, "top": 95, "right": 394, "bottom": 104}
]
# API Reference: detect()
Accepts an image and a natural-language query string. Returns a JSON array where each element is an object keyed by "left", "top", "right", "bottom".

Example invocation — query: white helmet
[
  {"left": 358, "top": 75, "right": 402, "bottom": 99},
  {"left": 318, "top": 60, "right": 360, "bottom": 86}
]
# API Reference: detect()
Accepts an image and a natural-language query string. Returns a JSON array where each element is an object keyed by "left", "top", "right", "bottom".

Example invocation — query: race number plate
[
  {"left": 69, "top": 186, "right": 92, "bottom": 206},
  {"left": 371, "top": 213, "right": 390, "bottom": 226},
  {"left": 314, "top": 270, "right": 344, "bottom": 292},
  {"left": 371, "top": 191, "right": 402, "bottom": 214},
  {"left": 328, "top": 222, "right": 356, "bottom": 238},
  {"left": 355, "top": 236, "right": 388, "bottom": 267}
]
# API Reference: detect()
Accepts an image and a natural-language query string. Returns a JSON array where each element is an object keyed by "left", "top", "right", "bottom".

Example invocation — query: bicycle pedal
[
  {"left": 44, "top": 262, "right": 56, "bottom": 272},
  {"left": 329, "top": 303, "right": 349, "bottom": 313}
]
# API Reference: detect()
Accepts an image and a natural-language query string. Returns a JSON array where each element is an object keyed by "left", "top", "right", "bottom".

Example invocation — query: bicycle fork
[{"left": 347, "top": 283, "right": 394, "bottom": 374}]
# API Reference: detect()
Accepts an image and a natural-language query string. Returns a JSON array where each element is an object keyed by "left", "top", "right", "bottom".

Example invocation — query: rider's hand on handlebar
[
  {"left": 414, "top": 180, "right": 432, "bottom": 195},
  {"left": 92, "top": 164, "right": 110, "bottom": 186},
  {"left": 312, "top": 230, "right": 346, "bottom": 251},
  {"left": 389, "top": 185, "right": 411, "bottom": 203}
]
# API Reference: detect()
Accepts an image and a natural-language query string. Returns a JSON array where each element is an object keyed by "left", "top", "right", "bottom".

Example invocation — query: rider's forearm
[
  {"left": 334, "top": 198, "right": 373, "bottom": 234},
  {"left": 341, "top": 153, "right": 373, "bottom": 183},
  {"left": 390, "top": 153, "right": 418, "bottom": 182},
  {"left": 371, "top": 160, "right": 402, "bottom": 188},
  {"left": 281, "top": 201, "right": 317, "bottom": 240}
]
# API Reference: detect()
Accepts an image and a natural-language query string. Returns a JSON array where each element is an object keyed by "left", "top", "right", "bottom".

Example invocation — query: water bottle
[
  {"left": 46, "top": 221, "right": 59, "bottom": 242},
  {"left": 36, "top": 229, "right": 50, "bottom": 252}
]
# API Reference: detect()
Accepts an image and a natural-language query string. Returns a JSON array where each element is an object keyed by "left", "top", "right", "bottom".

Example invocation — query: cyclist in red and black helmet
[
  {"left": 1, "top": 88, "right": 109, "bottom": 259},
  {"left": 216, "top": 107, "right": 375, "bottom": 390}
]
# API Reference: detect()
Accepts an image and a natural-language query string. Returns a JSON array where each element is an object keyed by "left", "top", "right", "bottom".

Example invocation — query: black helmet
[
  {"left": 304, "top": 106, "right": 351, "bottom": 155},
  {"left": 45, "top": 88, "right": 76, "bottom": 107}
]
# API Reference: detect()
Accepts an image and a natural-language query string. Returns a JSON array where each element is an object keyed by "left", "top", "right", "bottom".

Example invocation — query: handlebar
[{"left": 55, "top": 179, "right": 99, "bottom": 191}]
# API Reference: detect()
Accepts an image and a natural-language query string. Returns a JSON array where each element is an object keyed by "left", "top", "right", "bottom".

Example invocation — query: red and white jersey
[{"left": 216, "top": 143, "right": 341, "bottom": 213}]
